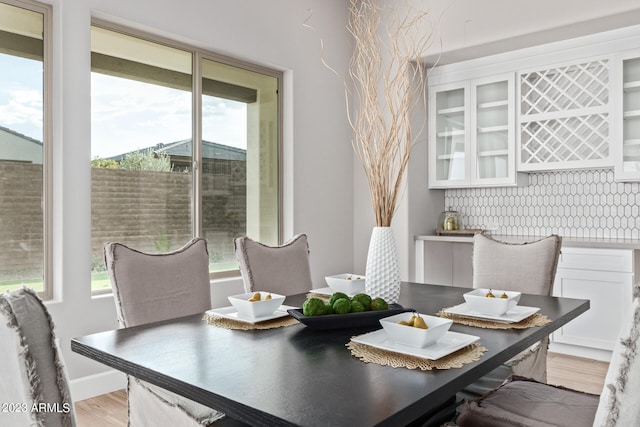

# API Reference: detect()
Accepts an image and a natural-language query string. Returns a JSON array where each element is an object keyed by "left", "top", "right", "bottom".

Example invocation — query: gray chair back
[
  {"left": 234, "top": 233, "right": 313, "bottom": 295},
  {"left": 103, "top": 238, "right": 227, "bottom": 425},
  {"left": 104, "top": 238, "right": 211, "bottom": 327},
  {"left": 0, "top": 287, "right": 76, "bottom": 427},
  {"left": 462, "top": 234, "right": 562, "bottom": 396},
  {"left": 594, "top": 283, "right": 640, "bottom": 426},
  {"left": 473, "top": 234, "right": 562, "bottom": 296}
]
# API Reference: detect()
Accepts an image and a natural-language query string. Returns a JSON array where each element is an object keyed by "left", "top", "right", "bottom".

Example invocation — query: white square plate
[
  {"left": 351, "top": 329, "right": 479, "bottom": 360},
  {"left": 444, "top": 303, "right": 540, "bottom": 323},
  {"left": 207, "top": 305, "right": 297, "bottom": 324}
]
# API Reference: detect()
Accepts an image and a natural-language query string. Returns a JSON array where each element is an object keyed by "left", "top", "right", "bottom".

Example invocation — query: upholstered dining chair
[
  {"left": 234, "top": 233, "right": 314, "bottom": 296},
  {"left": 461, "top": 234, "right": 562, "bottom": 400},
  {"left": 0, "top": 287, "right": 76, "bottom": 427},
  {"left": 455, "top": 283, "right": 640, "bottom": 427},
  {"left": 104, "top": 238, "right": 230, "bottom": 426}
]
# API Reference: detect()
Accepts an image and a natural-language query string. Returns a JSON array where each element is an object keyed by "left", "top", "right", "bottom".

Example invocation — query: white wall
[
  {"left": 38, "top": 0, "right": 640, "bottom": 401},
  {"left": 41, "top": 0, "right": 354, "bottom": 400}
]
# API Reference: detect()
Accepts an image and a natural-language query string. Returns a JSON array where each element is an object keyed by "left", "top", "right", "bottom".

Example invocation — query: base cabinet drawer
[{"left": 556, "top": 247, "right": 634, "bottom": 272}]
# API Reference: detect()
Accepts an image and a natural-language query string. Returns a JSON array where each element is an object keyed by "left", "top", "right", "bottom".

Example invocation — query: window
[
  {"left": 200, "top": 58, "right": 280, "bottom": 272},
  {"left": 90, "top": 24, "right": 280, "bottom": 292},
  {"left": 0, "top": 0, "right": 51, "bottom": 298}
]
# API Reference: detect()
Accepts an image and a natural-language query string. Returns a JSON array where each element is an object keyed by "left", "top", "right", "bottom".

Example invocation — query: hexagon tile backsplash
[{"left": 444, "top": 169, "right": 640, "bottom": 239}]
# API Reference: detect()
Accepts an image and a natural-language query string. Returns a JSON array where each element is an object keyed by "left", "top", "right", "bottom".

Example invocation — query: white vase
[{"left": 365, "top": 226, "right": 401, "bottom": 303}]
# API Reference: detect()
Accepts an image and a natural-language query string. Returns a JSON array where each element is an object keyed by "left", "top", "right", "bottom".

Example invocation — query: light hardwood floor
[
  {"left": 74, "top": 353, "right": 609, "bottom": 426},
  {"left": 547, "top": 352, "right": 609, "bottom": 395},
  {"left": 75, "top": 389, "right": 128, "bottom": 427}
]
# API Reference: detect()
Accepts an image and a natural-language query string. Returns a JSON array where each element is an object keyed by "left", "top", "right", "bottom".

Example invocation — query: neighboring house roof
[
  {"left": 109, "top": 139, "right": 246, "bottom": 162},
  {"left": 0, "top": 125, "right": 43, "bottom": 164},
  {"left": 0, "top": 125, "right": 245, "bottom": 164}
]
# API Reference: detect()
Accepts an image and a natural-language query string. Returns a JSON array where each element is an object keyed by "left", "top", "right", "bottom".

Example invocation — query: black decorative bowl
[{"left": 287, "top": 304, "right": 412, "bottom": 330}]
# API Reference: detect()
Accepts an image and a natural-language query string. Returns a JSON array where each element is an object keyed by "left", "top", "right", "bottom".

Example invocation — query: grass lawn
[
  {"left": 0, "top": 261, "right": 238, "bottom": 292},
  {"left": 1, "top": 264, "right": 235, "bottom": 295},
  {"left": 91, "top": 271, "right": 112, "bottom": 292},
  {"left": 0, "top": 271, "right": 112, "bottom": 294}
]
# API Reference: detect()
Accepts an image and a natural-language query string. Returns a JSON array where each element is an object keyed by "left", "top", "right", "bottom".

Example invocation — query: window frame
[
  {"left": 90, "top": 19, "right": 283, "bottom": 283},
  {"left": 0, "top": 0, "right": 53, "bottom": 299}
]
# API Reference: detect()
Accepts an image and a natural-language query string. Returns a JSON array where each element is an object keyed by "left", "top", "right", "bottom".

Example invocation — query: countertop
[{"left": 415, "top": 234, "right": 640, "bottom": 249}]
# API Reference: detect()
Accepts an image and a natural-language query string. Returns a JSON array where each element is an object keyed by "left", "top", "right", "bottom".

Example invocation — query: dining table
[{"left": 71, "top": 282, "right": 589, "bottom": 427}]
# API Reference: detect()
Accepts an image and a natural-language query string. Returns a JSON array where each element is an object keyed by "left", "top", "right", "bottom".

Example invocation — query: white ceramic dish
[
  {"left": 379, "top": 312, "right": 453, "bottom": 348},
  {"left": 351, "top": 329, "right": 479, "bottom": 360},
  {"left": 463, "top": 289, "right": 521, "bottom": 316},
  {"left": 310, "top": 287, "right": 336, "bottom": 296},
  {"left": 207, "top": 305, "right": 295, "bottom": 324},
  {"left": 445, "top": 303, "right": 540, "bottom": 323},
  {"left": 228, "top": 292, "right": 286, "bottom": 318},
  {"left": 325, "top": 274, "right": 366, "bottom": 295},
  {"left": 310, "top": 287, "right": 359, "bottom": 297}
]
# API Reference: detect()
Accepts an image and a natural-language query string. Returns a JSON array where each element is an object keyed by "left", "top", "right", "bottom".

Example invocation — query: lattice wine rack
[{"left": 519, "top": 59, "right": 611, "bottom": 170}]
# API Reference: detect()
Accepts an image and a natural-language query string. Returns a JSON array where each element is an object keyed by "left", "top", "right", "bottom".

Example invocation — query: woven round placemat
[
  {"left": 202, "top": 312, "right": 299, "bottom": 330},
  {"left": 437, "top": 308, "right": 550, "bottom": 329},
  {"left": 347, "top": 340, "right": 487, "bottom": 370}
]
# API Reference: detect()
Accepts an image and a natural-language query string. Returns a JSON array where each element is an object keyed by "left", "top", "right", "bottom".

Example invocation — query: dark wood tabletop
[{"left": 71, "top": 282, "right": 589, "bottom": 427}]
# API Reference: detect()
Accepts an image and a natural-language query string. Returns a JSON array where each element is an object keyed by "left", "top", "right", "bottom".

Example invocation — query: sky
[
  {"left": 91, "top": 73, "right": 247, "bottom": 159},
  {"left": 0, "top": 53, "right": 247, "bottom": 159},
  {"left": 0, "top": 53, "right": 43, "bottom": 141}
]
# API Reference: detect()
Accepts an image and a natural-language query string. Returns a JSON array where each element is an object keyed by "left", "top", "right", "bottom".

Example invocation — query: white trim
[
  {"left": 414, "top": 240, "right": 425, "bottom": 283},
  {"left": 549, "top": 343, "right": 612, "bottom": 363},
  {"left": 70, "top": 369, "right": 127, "bottom": 402},
  {"left": 428, "top": 24, "right": 640, "bottom": 86}
]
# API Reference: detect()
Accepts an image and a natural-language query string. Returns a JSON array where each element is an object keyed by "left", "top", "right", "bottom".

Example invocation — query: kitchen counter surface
[{"left": 415, "top": 234, "right": 640, "bottom": 249}]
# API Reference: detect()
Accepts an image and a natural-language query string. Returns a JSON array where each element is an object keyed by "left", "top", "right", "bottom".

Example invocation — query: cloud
[
  {"left": 0, "top": 88, "right": 43, "bottom": 136},
  {"left": 0, "top": 67, "right": 249, "bottom": 158},
  {"left": 0, "top": 54, "right": 43, "bottom": 139},
  {"left": 91, "top": 73, "right": 247, "bottom": 158}
]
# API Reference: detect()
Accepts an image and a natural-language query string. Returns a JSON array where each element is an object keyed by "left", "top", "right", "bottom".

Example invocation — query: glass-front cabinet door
[
  {"left": 429, "top": 82, "right": 470, "bottom": 188},
  {"left": 471, "top": 74, "right": 516, "bottom": 185},
  {"left": 429, "top": 73, "right": 521, "bottom": 188},
  {"left": 614, "top": 50, "right": 640, "bottom": 181}
]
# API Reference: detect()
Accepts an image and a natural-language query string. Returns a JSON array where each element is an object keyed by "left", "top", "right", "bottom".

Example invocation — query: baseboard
[
  {"left": 549, "top": 342, "right": 612, "bottom": 362},
  {"left": 70, "top": 369, "right": 127, "bottom": 402}
]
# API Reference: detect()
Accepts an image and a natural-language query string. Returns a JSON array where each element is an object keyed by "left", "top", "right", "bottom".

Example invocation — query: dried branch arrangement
[{"left": 346, "top": 0, "right": 435, "bottom": 226}]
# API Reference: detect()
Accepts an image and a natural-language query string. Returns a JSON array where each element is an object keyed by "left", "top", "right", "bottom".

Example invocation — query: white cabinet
[
  {"left": 429, "top": 81, "right": 467, "bottom": 187},
  {"left": 426, "top": 26, "right": 640, "bottom": 181},
  {"left": 473, "top": 76, "right": 519, "bottom": 186},
  {"left": 614, "top": 49, "right": 640, "bottom": 181},
  {"left": 551, "top": 247, "right": 636, "bottom": 360},
  {"left": 429, "top": 73, "right": 525, "bottom": 188},
  {"left": 518, "top": 57, "right": 612, "bottom": 171}
]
